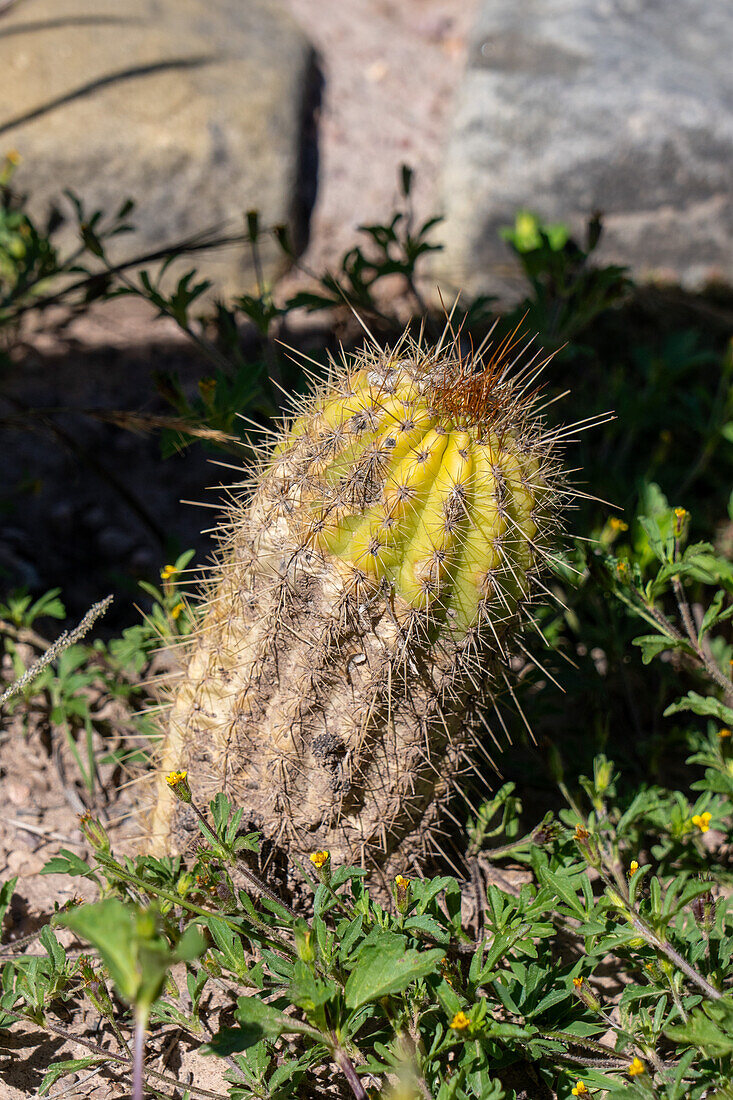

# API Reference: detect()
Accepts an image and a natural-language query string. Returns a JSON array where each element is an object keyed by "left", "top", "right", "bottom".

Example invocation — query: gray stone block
[
  {"left": 0, "top": 0, "right": 318, "bottom": 299},
  {"left": 434, "top": 0, "right": 733, "bottom": 298}
]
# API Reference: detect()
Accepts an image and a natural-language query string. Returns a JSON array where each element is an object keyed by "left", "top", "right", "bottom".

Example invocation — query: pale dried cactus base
[{"left": 150, "top": 481, "right": 477, "bottom": 867}]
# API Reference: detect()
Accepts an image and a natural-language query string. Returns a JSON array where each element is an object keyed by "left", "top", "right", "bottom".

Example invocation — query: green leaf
[
  {"left": 41, "top": 849, "right": 95, "bottom": 878},
  {"left": 38, "top": 1057, "right": 106, "bottom": 1095},
  {"left": 203, "top": 996, "right": 319, "bottom": 1055},
  {"left": 632, "top": 633, "right": 690, "bottom": 664},
  {"left": 176, "top": 923, "right": 207, "bottom": 962},
  {"left": 537, "top": 867, "right": 588, "bottom": 919},
  {"left": 638, "top": 514, "right": 673, "bottom": 563},
  {"left": 59, "top": 900, "right": 202, "bottom": 1015},
  {"left": 666, "top": 998, "right": 733, "bottom": 1058},
  {"left": 39, "top": 926, "right": 66, "bottom": 973},
  {"left": 0, "top": 877, "right": 17, "bottom": 926},
  {"left": 344, "top": 935, "right": 444, "bottom": 1010},
  {"left": 699, "top": 590, "right": 726, "bottom": 642},
  {"left": 60, "top": 900, "right": 143, "bottom": 1003},
  {"left": 664, "top": 692, "right": 733, "bottom": 725}
]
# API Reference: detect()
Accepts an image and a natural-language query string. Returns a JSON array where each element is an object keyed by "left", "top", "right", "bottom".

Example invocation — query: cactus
[{"left": 149, "top": 328, "right": 567, "bottom": 869}]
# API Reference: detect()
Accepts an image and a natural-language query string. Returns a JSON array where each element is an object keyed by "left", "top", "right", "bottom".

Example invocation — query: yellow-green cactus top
[{"left": 272, "top": 338, "right": 557, "bottom": 638}]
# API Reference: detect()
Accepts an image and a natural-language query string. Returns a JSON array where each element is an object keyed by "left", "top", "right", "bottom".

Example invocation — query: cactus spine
[{"left": 150, "top": 328, "right": 567, "bottom": 868}]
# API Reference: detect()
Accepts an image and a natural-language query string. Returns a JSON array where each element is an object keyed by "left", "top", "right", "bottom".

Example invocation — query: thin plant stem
[
  {"left": 598, "top": 862, "right": 722, "bottom": 1001},
  {"left": 133, "top": 1012, "right": 146, "bottom": 1100},
  {"left": 630, "top": 911, "right": 722, "bottom": 1001},
  {"left": 331, "top": 1034, "right": 368, "bottom": 1100},
  {"left": 95, "top": 855, "right": 297, "bottom": 957},
  {"left": 187, "top": 798, "right": 299, "bottom": 919},
  {"left": 672, "top": 575, "right": 733, "bottom": 705}
]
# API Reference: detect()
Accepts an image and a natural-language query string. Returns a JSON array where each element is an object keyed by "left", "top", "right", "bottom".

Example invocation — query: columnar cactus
[{"left": 150, "top": 330, "right": 566, "bottom": 868}]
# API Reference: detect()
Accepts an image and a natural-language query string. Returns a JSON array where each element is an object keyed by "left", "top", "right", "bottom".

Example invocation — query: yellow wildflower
[
  {"left": 160, "top": 564, "right": 177, "bottom": 580},
  {"left": 692, "top": 811, "right": 712, "bottom": 833},
  {"left": 572, "top": 976, "right": 584, "bottom": 989},
  {"left": 719, "top": 728, "right": 731, "bottom": 739},
  {"left": 166, "top": 769, "right": 192, "bottom": 803},
  {"left": 171, "top": 602, "right": 184, "bottom": 619},
  {"left": 572, "top": 1082, "right": 589, "bottom": 1097},
  {"left": 394, "top": 873, "right": 411, "bottom": 913},
  {"left": 673, "top": 507, "right": 689, "bottom": 538},
  {"left": 629, "top": 860, "right": 639, "bottom": 874},
  {"left": 628, "top": 1057, "right": 645, "bottom": 1077},
  {"left": 450, "top": 1011, "right": 470, "bottom": 1030},
  {"left": 310, "top": 850, "right": 330, "bottom": 869},
  {"left": 609, "top": 517, "right": 628, "bottom": 532}
]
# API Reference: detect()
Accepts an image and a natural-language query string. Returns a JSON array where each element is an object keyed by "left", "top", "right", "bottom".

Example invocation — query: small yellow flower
[
  {"left": 673, "top": 507, "right": 690, "bottom": 537},
  {"left": 572, "top": 976, "right": 584, "bottom": 989},
  {"left": 629, "top": 860, "right": 639, "bottom": 874},
  {"left": 616, "top": 560, "right": 628, "bottom": 576},
  {"left": 628, "top": 1057, "right": 645, "bottom": 1077},
  {"left": 166, "top": 769, "right": 192, "bottom": 803},
  {"left": 160, "top": 564, "right": 177, "bottom": 580},
  {"left": 609, "top": 517, "right": 628, "bottom": 532},
  {"left": 692, "top": 811, "right": 712, "bottom": 833},
  {"left": 395, "top": 875, "right": 409, "bottom": 889},
  {"left": 450, "top": 1011, "right": 470, "bottom": 1031},
  {"left": 574, "top": 824, "right": 590, "bottom": 841},
  {"left": 310, "top": 850, "right": 330, "bottom": 869},
  {"left": 719, "top": 728, "right": 731, "bottom": 739},
  {"left": 572, "top": 1082, "right": 589, "bottom": 1097},
  {"left": 171, "top": 602, "right": 184, "bottom": 619}
]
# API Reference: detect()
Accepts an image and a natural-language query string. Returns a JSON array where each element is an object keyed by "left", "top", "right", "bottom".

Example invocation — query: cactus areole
[{"left": 151, "top": 329, "right": 568, "bottom": 869}]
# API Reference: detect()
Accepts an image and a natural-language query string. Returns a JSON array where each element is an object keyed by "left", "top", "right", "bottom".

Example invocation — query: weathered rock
[
  {"left": 434, "top": 0, "right": 733, "bottom": 298},
  {"left": 0, "top": 0, "right": 318, "bottom": 298}
]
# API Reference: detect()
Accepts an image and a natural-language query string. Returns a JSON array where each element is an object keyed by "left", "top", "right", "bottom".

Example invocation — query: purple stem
[{"left": 133, "top": 1013, "right": 146, "bottom": 1100}]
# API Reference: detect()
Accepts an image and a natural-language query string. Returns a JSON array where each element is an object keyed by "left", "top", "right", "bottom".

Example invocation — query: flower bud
[
  {"left": 78, "top": 813, "right": 110, "bottom": 855},
  {"left": 572, "top": 975, "right": 602, "bottom": 1013},
  {"left": 394, "top": 874, "right": 411, "bottom": 914},
  {"left": 201, "top": 952, "right": 223, "bottom": 978},
  {"left": 176, "top": 871, "right": 196, "bottom": 898},
  {"left": 532, "top": 817, "right": 558, "bottom": 846},
  {"left": 573, "top": 824, "right": 600, "bottom": 868},
  {"left": 78, "top": 956, "right": 114, "bottom": 1017},
  {"left": 691, "top": 887, "right": 716, "bottom": 933},
  {"left": 673, "top": 507, "right": 689, "bottom": 541}
]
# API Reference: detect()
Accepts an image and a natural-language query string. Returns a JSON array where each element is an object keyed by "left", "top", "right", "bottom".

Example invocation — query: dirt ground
[{"left": 0, "top": 2, "right": 480, "bottom": 1096}]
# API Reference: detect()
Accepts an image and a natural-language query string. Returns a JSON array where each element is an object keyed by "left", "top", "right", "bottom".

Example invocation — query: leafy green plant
[
  {"left": 501, "top": 209, "right": 631, "bottom": 345},
  {"left": 1, "top": 493, "right": 732, "bottom": 1098},
  {"left": 0, "top": 550, "right": 196, "bottom": 799}
]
